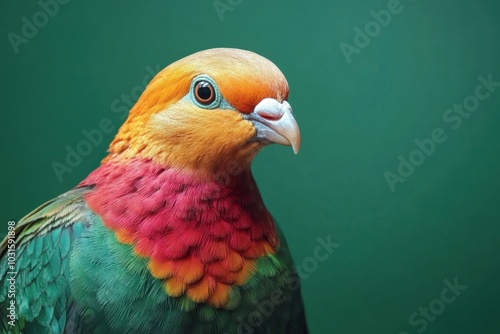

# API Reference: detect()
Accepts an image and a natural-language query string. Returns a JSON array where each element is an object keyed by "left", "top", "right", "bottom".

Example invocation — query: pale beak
[{"left": 245, "top": 98, "right": 301, "bottom": 154}]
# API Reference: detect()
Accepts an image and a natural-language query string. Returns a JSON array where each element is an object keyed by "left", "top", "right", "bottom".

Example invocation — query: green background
[{"left": 1, "top": 0, "right": 499, "bottom": 333}]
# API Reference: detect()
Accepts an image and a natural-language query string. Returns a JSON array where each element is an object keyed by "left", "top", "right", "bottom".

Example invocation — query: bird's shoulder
[{"left": 0, "top": 185, "right": 97, "bottom": 333}]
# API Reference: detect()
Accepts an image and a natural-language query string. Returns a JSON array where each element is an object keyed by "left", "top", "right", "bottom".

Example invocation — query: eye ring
[
  {"left": 189, "top": 75, "right": 224, "bottom": 109},
  {"left": 194, "top": 81, "right": 216, "bottom": 105}
]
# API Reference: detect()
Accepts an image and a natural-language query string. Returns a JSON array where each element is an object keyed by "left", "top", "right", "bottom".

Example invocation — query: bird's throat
[{"left": 80, "top": 157, "right": 278, "bottom": 307}]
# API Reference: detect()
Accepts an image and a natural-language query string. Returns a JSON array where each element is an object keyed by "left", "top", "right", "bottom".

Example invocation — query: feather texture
[
  {"left": 80, "top": 157, "right": 278, "bottom": 308},
  {"left": 0, "top": 48, "right": 307, "bottom": 333}
]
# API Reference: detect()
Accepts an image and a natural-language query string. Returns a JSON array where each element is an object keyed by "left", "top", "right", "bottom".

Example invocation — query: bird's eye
[{"left": 194, "top": 81, "right": 215, "bottom": 105}]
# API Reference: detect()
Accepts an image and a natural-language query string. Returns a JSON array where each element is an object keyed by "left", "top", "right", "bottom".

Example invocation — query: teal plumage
[
  {"left": 0, "top": 188, "right": 91, "bottom": 334},
  {"left": 0, "top": 187, "right": 306, "bottom": 333}
]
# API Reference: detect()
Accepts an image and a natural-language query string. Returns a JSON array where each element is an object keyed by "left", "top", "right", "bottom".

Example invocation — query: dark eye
[{"left": 194, "top": 81, "right": 215, "bottom": 105}]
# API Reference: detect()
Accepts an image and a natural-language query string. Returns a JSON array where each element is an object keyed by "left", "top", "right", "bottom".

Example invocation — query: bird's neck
[{"left": 79, "top": 157, "right": 279, "bottom": 306}]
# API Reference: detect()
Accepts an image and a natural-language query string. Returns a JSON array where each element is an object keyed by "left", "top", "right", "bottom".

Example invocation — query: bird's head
[{"left": 105, "top": 48, "right": 300, "bottom": 176}]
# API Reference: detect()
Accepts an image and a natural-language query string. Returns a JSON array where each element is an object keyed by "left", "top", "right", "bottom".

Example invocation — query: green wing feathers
[
  {"left": 0, "top": 187, "right": 94, "bottom": 334},
  {"left": 0, "top": 187, "right": 308, "bottom": 333}
]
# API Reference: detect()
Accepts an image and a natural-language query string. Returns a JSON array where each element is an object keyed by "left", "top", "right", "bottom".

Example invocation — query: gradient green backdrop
[{"left": 1, "top": 1, "right": 500, "bottom": 333}]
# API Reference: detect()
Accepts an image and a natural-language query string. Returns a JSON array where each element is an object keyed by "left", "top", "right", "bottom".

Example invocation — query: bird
[{"left": 0, "top": 48, "right": 307, "bottom": 334}]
